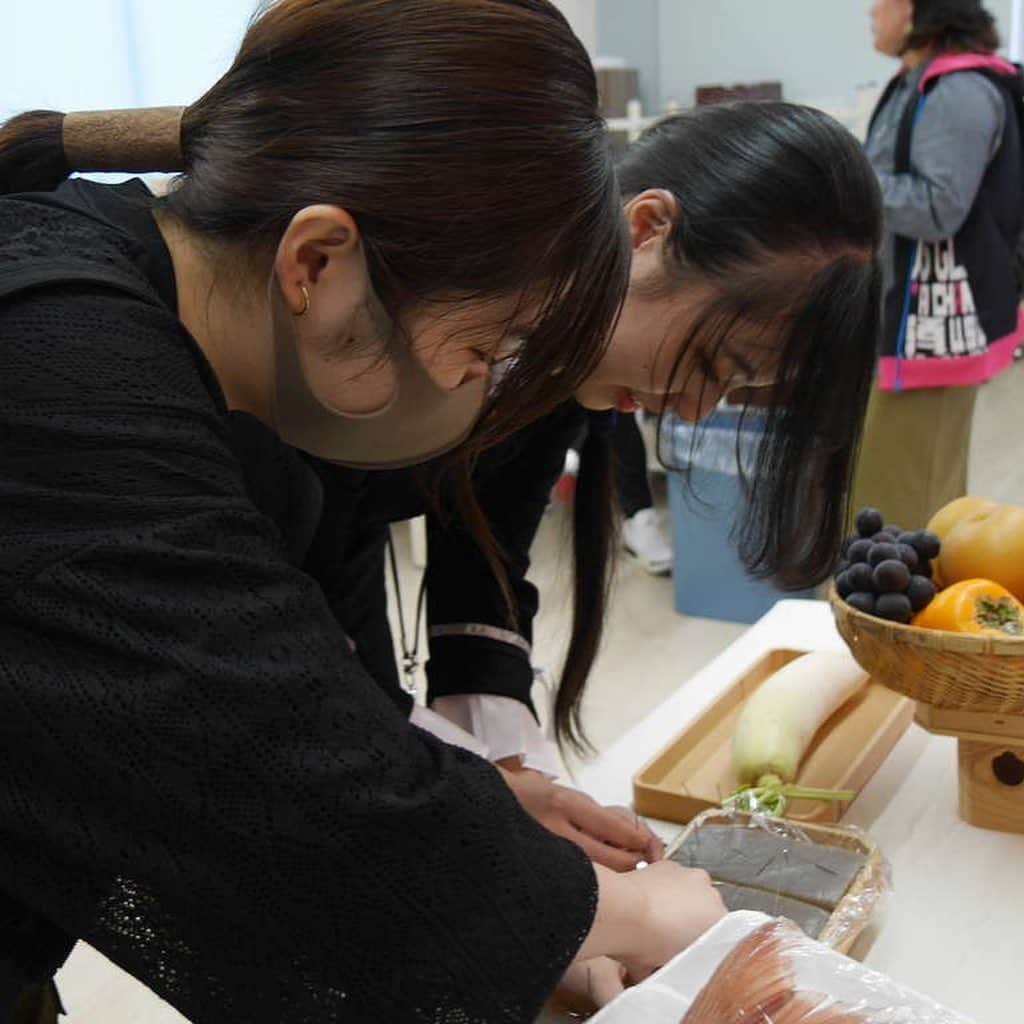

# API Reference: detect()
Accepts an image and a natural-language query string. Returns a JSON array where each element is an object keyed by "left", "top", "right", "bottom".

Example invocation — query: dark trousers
[
  {"left": 0, "top": 890, "right": 72, "bottom": 1024},
  {"left": 612, "top": 412, "right": 654, "bottom": 518},
  {"left": 6, "top": 981, "right": 63, "bottom": 1024}
]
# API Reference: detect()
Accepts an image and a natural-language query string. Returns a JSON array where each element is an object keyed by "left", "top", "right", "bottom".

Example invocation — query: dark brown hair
[
  {"left": 905, "top": 0, "right": 1000, "bottom": 53},
  {"left": 554, "top": 103, "right": 884, "bottom": 754},
  {"left": 0, "top": 0, "right": 631, "bottom": 749},
  {"left": 0, "top": 0, "right": 627, "bottom": 454}
]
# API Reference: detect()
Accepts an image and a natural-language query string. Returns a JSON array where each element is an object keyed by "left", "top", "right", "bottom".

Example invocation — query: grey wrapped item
[
  {"left": 664, "top": 810, "right": 889, "bottom": 953},
  {"left": 672, "top": 824, "right": 867, "bottom": 907},
  {"left": 712, "top": 882, "right": 832, "bottom": 939}
]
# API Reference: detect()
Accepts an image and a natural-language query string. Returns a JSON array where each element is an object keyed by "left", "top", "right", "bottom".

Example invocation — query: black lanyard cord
[{"left": 386, "top": 529, "right": 428, "bottom": 695}]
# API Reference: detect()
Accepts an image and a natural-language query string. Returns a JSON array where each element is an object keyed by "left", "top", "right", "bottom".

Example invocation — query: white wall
[
  {"left": 1, "top": 0, "right": 254, "bottom": 123},
  {"left": 5, "top": 1, "right": 1017, "bottom": 126},
  {"left": 596, "top": 0, "right": 660, "bottom": 109},
  {"left": 551, "top": 0, "right": 598, "bottom": 55},
  {"left": 654, "top": 0, "right": 1015, "bottom": 109}
]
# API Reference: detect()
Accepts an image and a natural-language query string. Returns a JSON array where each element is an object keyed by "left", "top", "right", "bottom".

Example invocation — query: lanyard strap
[{"left": 386, "top": 530, "right": 427, "bottom": 694}]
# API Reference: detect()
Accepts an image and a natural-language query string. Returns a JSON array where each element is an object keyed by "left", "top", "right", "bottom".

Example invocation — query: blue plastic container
[{"left": 664, "top": 407, "right": 815, "bottom": 624}]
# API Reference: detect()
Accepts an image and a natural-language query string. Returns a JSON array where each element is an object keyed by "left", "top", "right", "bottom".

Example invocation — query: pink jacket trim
[
  {"left": 878, "top": 309, "right": 1023, "bottom": 390},
  {"left": 919, "top": 53, "right": 1017, "bottom": 92}
]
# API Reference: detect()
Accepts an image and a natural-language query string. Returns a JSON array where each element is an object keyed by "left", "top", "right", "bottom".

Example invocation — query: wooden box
[
  {"left": 632, "top": 649, "right": 915, "bottom": 825},
  {"left": 914, "top": 703, "right": 1024, "bottom": 834},
  {"left": 695, "top": 80, "right": 783, "bottom": 106}
]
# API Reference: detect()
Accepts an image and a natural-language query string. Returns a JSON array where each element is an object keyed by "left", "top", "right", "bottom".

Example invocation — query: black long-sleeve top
[{"left": 0, "top": 179, "right": 594, "bottom": 1023}]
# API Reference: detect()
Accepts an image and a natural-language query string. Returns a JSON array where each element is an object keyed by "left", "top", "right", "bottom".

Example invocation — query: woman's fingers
[
  {"left": 567, "top": 827, "right": 645, "bottom": 872},
  {"left": 607, "top": 805, "right": 665, "bottom": 862},
  {"left": 558, "top": 957, "right": 627, "bottom": 1010},
  {"left": 586, "top": 957, "right": 628, "bottom": 1006},
  {"left": 496, "top": 766, "right": 662, "bottom": 870},
  {"left": 560, "top": 790, "right": 652, "bottom": 852}
]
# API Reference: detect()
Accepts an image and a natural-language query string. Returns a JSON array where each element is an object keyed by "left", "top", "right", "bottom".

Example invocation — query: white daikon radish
[{"left": 727, "top": 652, "right": 867, "bottom": 815}]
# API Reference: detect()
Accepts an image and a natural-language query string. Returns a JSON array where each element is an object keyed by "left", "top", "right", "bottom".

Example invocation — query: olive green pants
[
  {"left": 11, "top": 981, "right": 62, "bottom": 1024},
  {"left": 851, "top": 381, "right": 979, "bottom": 532}
]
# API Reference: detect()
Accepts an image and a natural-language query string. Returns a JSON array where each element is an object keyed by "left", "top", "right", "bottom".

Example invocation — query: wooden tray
[
  {"left": 632, "top": 649, "right": 915, "bottom": 824},
  {"left": 666, "top": 811, "right": 885, "bottom": 955}
]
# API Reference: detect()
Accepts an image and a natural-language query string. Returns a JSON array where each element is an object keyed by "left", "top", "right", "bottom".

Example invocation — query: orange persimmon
[{"left": 912, "top": 579, "right": 1024, "bottom": 637}]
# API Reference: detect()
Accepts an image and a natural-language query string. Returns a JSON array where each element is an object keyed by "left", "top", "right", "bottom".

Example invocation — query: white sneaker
[{"left": 622, "top": 507, "right": 673, "bottom": 576}]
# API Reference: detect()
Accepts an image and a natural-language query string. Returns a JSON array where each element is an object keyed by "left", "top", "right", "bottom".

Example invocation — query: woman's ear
[
  {"left": 274, "top": 204, "right": 369, "bottom": 325},
  {"left": 624, "top": 189, "right": 679, "bottom": 251},
  {"left": 273, "top": 205, "right": 398, "bottom": 417}
]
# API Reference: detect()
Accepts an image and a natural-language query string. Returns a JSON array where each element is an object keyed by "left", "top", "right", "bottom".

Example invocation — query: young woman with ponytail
[
  {"left": 0, "top": 1, "right": 884, "bottom": 1018},
  {"left": 547, "top": 101, "right": 885, "bottom": 754},
  {"left": 440, "top": 99, "right": 885, "bottom": 1009}
]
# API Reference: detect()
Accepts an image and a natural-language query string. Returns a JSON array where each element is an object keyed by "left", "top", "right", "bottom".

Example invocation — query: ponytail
[
  {"left": 0, "top": 106, "right": 185, "bottom": 196},
  {"left": 554, "top": 416, "right": 618, "bottom": 755},
  {"left": 0, "top": 111, "right": 68, "bottom": 194}
]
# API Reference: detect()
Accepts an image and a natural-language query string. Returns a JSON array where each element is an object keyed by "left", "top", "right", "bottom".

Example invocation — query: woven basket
[{"left": 829, "top": 586, "right": 1024, "bottom": 711}]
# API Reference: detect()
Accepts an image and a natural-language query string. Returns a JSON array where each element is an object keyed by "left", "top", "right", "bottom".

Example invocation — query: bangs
[
  {"left": 657, "top": 252, "right": 882, "bottom": 588},
  {"left": 740, "top": 254, "right": 882, "bottom": 587}
]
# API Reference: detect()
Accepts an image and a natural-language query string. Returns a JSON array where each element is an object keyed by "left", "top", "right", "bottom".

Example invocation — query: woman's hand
[
  {"left": 578, "top": 861, "right": 726, "bottom": 981},
  {"left": 495, "top": 761, "right": 663, "bottom": 870},
  {"left": 620, "top": 861, "right": 725, "bottom": 975},
  {"left": 554, "top": 956, "right": 628, "bottom": 1013},
  {"left": 556, "top": 863, "right": 726, "bottom": 1013}
]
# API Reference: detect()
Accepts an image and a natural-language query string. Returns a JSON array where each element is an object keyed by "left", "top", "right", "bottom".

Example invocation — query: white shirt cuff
[
  {"left": 430, "top": 694, "right": 563, "bottom": 778},
  {"left": 408, "top": 703, "right": 492, "bottom": 761}
]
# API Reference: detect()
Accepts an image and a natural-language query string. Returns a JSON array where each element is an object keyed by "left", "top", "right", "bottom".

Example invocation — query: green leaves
[{"left": 723, "top": 774, "right": 857, "bottom": 817}]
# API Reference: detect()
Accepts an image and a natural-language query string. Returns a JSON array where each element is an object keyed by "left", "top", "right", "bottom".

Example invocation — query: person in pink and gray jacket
[{"left": 853, "top": 0, "right": 1024, "bottom": 528}]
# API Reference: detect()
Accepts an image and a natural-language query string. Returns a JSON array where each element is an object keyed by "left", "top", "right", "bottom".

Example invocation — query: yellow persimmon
[
  {"left": 937, "top": 503, "right": 1024, "bottom": 602},
  {"left": 926, "top": 496, "right": 998, "bottom": 541},
  {"left": 925, "top": 496, "right": 999, "bottom": 589}
]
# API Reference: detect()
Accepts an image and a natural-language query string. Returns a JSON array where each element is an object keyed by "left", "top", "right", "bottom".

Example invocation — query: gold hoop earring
[{"left": 294, "top": 283, "right": 310, "bottom": 318}]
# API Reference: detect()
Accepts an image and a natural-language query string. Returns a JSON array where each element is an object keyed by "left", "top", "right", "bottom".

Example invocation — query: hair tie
[{"left": 62, "top": 107, "right": 186, "bottom": 173}]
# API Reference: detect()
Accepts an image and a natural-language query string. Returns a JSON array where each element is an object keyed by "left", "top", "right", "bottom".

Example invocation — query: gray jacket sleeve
[{"left": 877, "top": 71, "right": 1006, "bottom": 242}]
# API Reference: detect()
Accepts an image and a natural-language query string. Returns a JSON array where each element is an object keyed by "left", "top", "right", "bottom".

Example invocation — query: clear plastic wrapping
[
  {"left": 668, "top": 808, "right": 891, "bottom": 953},
  {"left": 589, "top": 912, "right": 975, "bottom": 1024}
]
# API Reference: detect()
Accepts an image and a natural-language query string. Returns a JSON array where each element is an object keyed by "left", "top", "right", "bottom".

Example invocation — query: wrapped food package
[
  {"left": 672, "top": 824, "right": 867, "bottom": 906},
  {"left": 712, "top": 881, "right": 832, "bottom": 939},
  {"left": 667, "top": 810, "right": 887, "bottom": 951},
  {"left": 589, "top": 912, "right": 975, "bottom": 1024}
]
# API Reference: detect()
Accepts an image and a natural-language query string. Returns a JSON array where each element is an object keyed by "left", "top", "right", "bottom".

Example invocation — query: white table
[{"left": 576, "top": 599, "right": 1022, "bottom": 1024}]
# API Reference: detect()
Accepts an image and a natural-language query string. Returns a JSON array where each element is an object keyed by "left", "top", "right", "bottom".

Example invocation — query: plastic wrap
[
  {"left": 661, "top": 404, "right": 765, "bottom": 476},
  {"left": 589, "top": 912, "right": 975, "bottom": 1024},
  {"left": 668, "top": 808, "right": 890, "bottom": 952}
]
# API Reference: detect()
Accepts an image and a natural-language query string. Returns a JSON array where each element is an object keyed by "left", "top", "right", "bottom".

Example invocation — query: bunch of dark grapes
[{"left": 834, "top": 508, "right": 941, "bottom": 624}]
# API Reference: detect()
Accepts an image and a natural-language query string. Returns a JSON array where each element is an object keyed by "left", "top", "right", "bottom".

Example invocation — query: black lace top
[{"left": 0, "top": 180, "right": 596, "bottom": 1023}]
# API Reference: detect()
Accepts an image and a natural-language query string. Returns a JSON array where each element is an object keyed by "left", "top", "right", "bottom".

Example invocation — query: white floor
[{"left": 50, "top": 358, "right": 1024, "bottom": 1021}]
